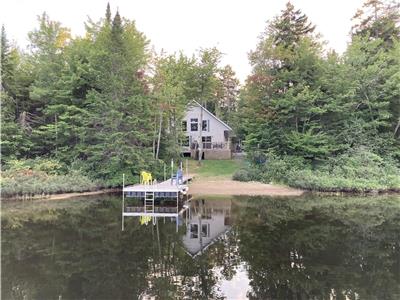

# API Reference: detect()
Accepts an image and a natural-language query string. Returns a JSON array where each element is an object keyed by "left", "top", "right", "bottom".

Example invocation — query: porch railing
[{"left": 191, "top": 142, "right": 229, "bottom": 150}]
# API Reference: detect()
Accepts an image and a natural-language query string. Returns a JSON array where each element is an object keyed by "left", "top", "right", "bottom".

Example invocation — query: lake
[{"left": 2, "top": 194, "right": 400, "bottom": 299}]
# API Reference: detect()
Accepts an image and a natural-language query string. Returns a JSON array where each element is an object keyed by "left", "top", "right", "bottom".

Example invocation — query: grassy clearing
[{"left": 188, "top": 159, "right": 244, "bottom": 180}]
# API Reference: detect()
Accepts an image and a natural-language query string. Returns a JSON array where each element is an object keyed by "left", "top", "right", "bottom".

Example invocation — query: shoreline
[
  {"left": 2, "top": 189, "right": 119, "bottom": 202},
  {"left": 2, "top": 180, "right": 303, "bottom": 201},
  {"left": 2, "top": 181, "right": 398, "bottom": 202}
]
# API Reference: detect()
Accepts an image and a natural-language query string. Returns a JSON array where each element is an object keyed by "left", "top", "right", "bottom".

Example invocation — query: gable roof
[
  {"left": 189, "top": 100, "right": 233, "bottom": 131},
  {"left": 183, "top": 227, "right": 232, "bottom": 259}
]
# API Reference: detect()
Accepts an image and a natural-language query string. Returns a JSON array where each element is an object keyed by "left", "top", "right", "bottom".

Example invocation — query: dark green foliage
[
  {"left": 270, "top": 1, "right": 316, "bottom": 46},
  {"left": 1, "top": 6, "right": 158, "bottom": 189},
  {"left": 1, "top": 158, "right": 101, "bottom": 197},
  {"left": 236, "top": 1, "right": 400, "bottom": 190},
  {"left": 352, "top": 0, "right": 400, "bottom": 47},
  {"left": 232, "top": 169, "right": 252, "bottom": 182},
  {"left": 234, "top": 148, "right": 400, "bottom": 192},
  {"left": 1, "top": 1, "right": 399, "bottom": 194}
]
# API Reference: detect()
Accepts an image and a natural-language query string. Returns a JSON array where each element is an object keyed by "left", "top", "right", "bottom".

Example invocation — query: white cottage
[{"left": 182, "top": 101, "right": 233, "bottom": 159}]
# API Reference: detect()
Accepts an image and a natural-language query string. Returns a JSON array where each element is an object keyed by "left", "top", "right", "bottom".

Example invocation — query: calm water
[{"left": 2, "top": 194, "right": 400, "bottom": 300}]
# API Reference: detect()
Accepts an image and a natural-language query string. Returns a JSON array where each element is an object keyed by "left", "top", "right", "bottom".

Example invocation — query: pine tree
[
  {"left": 270, "top": 1, "right": 315, "bottom": 47},
  {"left": 81, "top": 8, "right": 153, "bottom": 182},
  {"left": 352, "top": 0, "right": 400, "bottom": 46},
  {"left": 1, "top": 25, "right": 15, "bottom": 97},
  {"left": 242, "top": 3, "right": 331, "bottom": 159},
  {"left": 105, "top": 2, "right": 112, "bottom": 24},
  {"left": 1, "top": 26, "right": 33, "bottom": 158},
  {"left": 111, "top": 11, "right": 123, "bottom": 50},
  {"left": 216, "top": 65, "right": 239, "bottom": 122}
]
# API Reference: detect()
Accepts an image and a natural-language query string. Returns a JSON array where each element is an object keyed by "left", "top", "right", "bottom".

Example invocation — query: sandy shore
[{"left": 189, "top": 178, "right": 303, "bottom": 196}]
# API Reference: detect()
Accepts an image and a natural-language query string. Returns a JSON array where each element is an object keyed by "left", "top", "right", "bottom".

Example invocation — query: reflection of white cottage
[
  {"left": 182, "top": 101, "right": 233, "bottom": 159},
  {"left": 182, "top": 199, "right": 232, "bottom": 258}
]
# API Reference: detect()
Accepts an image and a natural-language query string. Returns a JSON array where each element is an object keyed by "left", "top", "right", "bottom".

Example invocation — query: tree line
[
  {"left": 1, "top": 3, "right": 239, "bottom": 188},
  {"left": 234, "top": 0, "right": 400, "bottom": 191},
  {"left": 1, "top": 0, "right": 399, "bottom": 192},
  {"left": 239, "top": 0, "right": 399, "bottom": 160}
]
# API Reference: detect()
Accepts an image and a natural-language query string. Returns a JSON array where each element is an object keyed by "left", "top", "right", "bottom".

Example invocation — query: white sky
[{"left": 1, "top": 0, "right": 365, "bottom": 82}]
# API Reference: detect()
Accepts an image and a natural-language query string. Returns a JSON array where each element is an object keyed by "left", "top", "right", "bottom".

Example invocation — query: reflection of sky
[{"left": 217, "top": 264, "right": 250, "bottom": 300}]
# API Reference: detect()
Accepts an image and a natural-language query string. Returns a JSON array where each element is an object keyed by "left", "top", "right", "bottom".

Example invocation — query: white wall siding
[{"left": 183, "top": 105, "right": 230, "bottom": 146}]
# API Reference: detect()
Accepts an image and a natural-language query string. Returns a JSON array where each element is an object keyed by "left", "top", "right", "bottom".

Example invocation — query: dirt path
[{"left": 189, "top": 178, "right": 303, "bottom": 196}]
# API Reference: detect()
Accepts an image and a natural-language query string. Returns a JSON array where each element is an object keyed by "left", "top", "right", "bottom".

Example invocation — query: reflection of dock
[{"left": 121, "top": 176, "right": 193, "bottom": 229}]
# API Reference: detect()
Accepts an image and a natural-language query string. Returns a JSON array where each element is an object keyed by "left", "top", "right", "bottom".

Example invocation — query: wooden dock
[
  {"left": 123, "top": 175, "right": 193, "bottom": 193},
  {"left": 121, "top": 175, "right": 193, "bottom": 230}
]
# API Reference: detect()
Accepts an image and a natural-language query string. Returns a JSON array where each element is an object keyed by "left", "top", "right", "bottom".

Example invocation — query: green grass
[{"left": 188, "top": 159, "right": 244, "bottom": 180}]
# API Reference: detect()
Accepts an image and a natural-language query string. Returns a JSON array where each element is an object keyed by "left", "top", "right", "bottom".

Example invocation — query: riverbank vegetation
[
  {"left": 1, "top": 158, "right": 102, "bottom": 198},
  {"left": 233, "top": 148, "right": 400, "bottom": 192},
  {"left": 234, "top": 1, "right": 400, "bottom": 192},
  {"left": 1, "top": 4, "right": 240, "bottom": 197},
  {"left": 1, "top": 1, "right": 399, "bottom": 197}
]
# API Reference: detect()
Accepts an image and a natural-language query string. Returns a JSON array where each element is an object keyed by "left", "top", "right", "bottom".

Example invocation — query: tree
[
  {"left": 81, "top": 9, "right": 153, "bottom": 183},
  {"left": 240, "top": 2, "right": 334, "bottom": 159},
  {"left": 1, "top": 26, "right": 33, "bottom": 159},
  {"left": 346, "top": 0, "right": 400, "bottom": 157},
  {"left": 215, "top": 65, "right": 239, "bottom": 122},
  {"left": 352, "top": 0, "right": 400, "bottom": 47},
  {"left": 151, "top": 53, "right": 195, "bottom": 160},
  {"left": 269, "top": 1, "right": 316, "bottom": 47}
]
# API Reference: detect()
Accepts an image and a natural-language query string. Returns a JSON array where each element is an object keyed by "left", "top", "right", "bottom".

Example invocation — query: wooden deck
[
  {"left": 121, "top": 175, "right": 193, "bottom": 230},
  {"left": 123, "top": 175, "right": 193, "bottom": 193}
]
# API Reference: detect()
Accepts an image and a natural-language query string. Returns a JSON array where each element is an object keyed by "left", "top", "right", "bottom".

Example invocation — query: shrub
[
  {"left": 232, "top": 169, "right": 252, "bottom": 182},
  {"left": 248, "top": 148, "right": 400, "bottom": 192},
  {"left": 1, "top": 162, "right": 101, "bottom": 198},
  {"left": 4, "top": 158, "right": 64, "bottom": 175}
]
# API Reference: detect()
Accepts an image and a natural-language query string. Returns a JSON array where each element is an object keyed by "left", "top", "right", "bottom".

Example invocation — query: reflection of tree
[
  {"left": 2, "top": 196, "right": 228, "bottom": 299},
  {"left": 3, "top": 198, "right": 157, "bottom": 299},
  {"left": 2, "top": 195, "right": 399, "bottom": 299},
  {"left": 208, "top": 230, "right": 241, "bottom": 281},
  {"left": 233, "top": 196, "right": 400, "bottom": 300}
]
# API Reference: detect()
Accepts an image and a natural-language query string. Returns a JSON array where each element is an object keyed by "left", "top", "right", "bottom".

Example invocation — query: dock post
[
  {"left": 170, "top": 159, "right": 174, "bottom": 185},
  {"left": 176, "top": 192, "right": 179, "bottom": 216},
  {"left": 186, "top": 159, "right": 188, "bottom": 181},
  {"left": 122, "top": 173, "right": 125, "bottom": 231}
]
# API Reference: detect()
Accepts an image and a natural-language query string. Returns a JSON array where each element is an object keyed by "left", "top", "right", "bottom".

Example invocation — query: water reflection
[
  {"left": 182, "top": 199, "right": 232, "bottom": 258},
  {"left": 2, "top": 194, "right": 400, "bottom": 299}
]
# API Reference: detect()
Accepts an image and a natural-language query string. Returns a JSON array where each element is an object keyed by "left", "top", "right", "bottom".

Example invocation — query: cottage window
[
  {"left": 201, "top": 224, "right": 210, "bottom": 237},
  {"left": 190, "top": 224, "right": 198, "bottom": 239},
  {"left": 202, "top": 136, "right": 212, "bottom": 149},
  {"left": 190, "top": 118, "right": 198, "bottom": 131},
  {"left": 182, "top": 121, "right": 187, "bottom": 132},
  {"left": 182, "top": 136, "right": 190, "bottom": 147},
  {"left": 202, "top": 120, "right": 210, "bottom": 131}
]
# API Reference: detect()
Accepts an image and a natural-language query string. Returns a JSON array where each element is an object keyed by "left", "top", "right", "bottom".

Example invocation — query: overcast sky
[{"left": 1, "top": 0, "right": 365, "bottom": 82}]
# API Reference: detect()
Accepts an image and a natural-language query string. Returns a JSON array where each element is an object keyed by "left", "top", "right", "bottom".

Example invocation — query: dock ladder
[{"left": 144, "top": 191, "right": 155, "bottom": 213}]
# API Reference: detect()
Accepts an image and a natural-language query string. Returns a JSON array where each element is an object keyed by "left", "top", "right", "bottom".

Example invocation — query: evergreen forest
[{"left": 1, "top": 1, "right": 399, "bottom": 196}]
